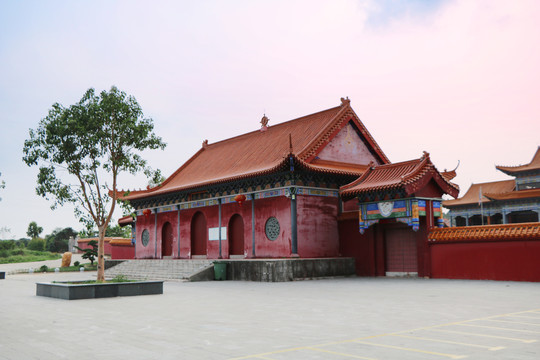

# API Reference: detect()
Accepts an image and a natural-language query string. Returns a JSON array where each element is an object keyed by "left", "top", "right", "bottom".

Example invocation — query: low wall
[
  {"left": 429, "top": 223, "right": 540, "bottom": 282},
  {"left": 222, "top": 258, "right": 356, "bottom": 282},
  {"left": 109, "top": 238, "right": 135, "bottom": 260}
]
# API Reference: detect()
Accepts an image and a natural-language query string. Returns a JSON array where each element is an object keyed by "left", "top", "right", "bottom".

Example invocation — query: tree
[
  {"left": 106, "top": 224, "right": 131, "bottom": 238},
  {"left": 27, "top": 221, "right": 43, "bottom": 239},
  {"left": 23, "top": 86, "right": 166, "bottom": 281},
  {"left": 45, "top": 227, "right": 78, "bottom": 253}
]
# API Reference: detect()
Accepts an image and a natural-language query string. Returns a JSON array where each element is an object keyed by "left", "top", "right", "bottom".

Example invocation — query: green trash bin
[{"left": 214, "top": 262, "right": 227, "bottom": 281}]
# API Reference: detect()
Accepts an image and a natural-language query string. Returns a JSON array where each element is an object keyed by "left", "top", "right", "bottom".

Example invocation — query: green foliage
[
  {"left": 45, "top": 227, "right": 78, "bottom": 253},
  {"left": 39, "top": 265, "right": 49, "bottom": 272},
  {"left": 74, "top": 240, "right": 98, "bottom": 265},
  {"left": 110, "top": 274, "right": 134, "bottom": 283},
  {"left": 27, "top": 237, "right": 46, "bottom": 251},
  {"left": 0, "top": 250, "right": 61, "bottom": 264},
  {"left": 74, "top": 260, "right": 80, "bottom": 267},
  {"left": 22, "top": 86, "right": 166, "bottom": 230},
  {"left": 26, "top": 221, "right": 43, "bottom": 239},
  {"left": 78, "top": 228, "right": 97, "bottom": 238},
  {"left": 78, "top": 224, "right": 130, "bottom": 238},
  {"left": 23, "top": 86, "right": 166, "bottom": 281},
  {"left": 0, "top": 240, "right": 16, "bottom": 250},
  {"left": 105, "top": 224, "right": 131, "bottom": 238}
]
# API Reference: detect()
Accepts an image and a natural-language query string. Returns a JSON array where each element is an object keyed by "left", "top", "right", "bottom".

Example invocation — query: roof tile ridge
[
  {"left": 201, "top": 105, "right": 345, "bottom": 149},
  {"left": 496, "top": 147, "right": 540, "bottom": 170},
  {"left": 297, "top": 103, "right": 350, "bottom": 161},
  {"left": 401, "top": 152, "right": 460, "bottom": 194},
  {"left": 340, "top": 161, "right": 375, "bottom": 192},
  {"left": 377, "top": 157, "right": 422, "bottom": 169},
  {"left": 294, "top": 154, "right": 364, "bottom": 176},
  {"left": 150, "top": 147, "right": 206, "bottom": 191}
]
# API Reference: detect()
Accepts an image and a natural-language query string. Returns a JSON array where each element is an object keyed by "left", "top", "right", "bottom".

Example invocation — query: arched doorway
[
  {"left": 162, "top": 222, "right": 173, "bottom": 257},
  {"left": 191, "top": 212, "right": 207, "bottom": 256},
  {"left": 228, "top": 214, "right": 244, "bottom": 257}
]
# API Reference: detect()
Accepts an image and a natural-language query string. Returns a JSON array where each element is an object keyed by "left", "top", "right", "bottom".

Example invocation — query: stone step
[{"left": 105, "top": 260, "right": 214, "bottom": 281}]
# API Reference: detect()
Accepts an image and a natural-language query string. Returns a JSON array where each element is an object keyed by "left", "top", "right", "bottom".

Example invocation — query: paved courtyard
[{"left": 0, "top": 269, "right": 539, "bottom": 360}]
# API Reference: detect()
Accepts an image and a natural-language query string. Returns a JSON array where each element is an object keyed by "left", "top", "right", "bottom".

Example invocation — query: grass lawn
[
  {"left": 0, "top": 249, "right": 62, "bottom": 264},
  {"left": 39, "top": 263, "right": 98, "bottom": 272}
]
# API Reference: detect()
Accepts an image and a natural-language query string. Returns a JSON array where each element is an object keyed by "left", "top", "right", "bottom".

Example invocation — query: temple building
[
  {"left": 119, "top": 98, "right": 459, "bottom": 276},
  {"left": 443, "top": 147, "right": 540, "bottom": 226}
]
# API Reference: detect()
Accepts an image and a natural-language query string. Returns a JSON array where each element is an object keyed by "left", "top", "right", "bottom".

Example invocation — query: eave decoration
[{"left": 358, "top": 198, "right": 443, "bottom": 234}]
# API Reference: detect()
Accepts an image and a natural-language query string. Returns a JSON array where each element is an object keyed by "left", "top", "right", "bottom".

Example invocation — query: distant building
[{"left": 444, "top": 147, "right": 540, "bottom": 226}]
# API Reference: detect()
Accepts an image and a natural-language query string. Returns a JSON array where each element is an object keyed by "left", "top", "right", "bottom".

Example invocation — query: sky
[{"left": 0, "top": 0, "right": 539, "bottom": 239}]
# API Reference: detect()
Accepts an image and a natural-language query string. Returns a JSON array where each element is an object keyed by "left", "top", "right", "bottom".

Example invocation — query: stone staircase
[{"left": 105, "top": 259, "right": 214, "bottom": 281}]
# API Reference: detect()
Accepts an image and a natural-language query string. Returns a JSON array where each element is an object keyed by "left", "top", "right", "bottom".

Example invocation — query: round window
[
  {"left": 141, "top": 229, "right": 150, "bottom": 247},
  {"left": 265, "top": 217, "right": 280, "bottom": 241}
]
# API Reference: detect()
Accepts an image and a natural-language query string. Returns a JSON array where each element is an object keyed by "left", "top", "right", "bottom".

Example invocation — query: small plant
[
  {"left": 39, "top": 265, "right": 49, "bottom": 272},
  {"left": 111, "top": 274, "right": 132, "bottom": 283},
  {"left": 74, "top": 260, "right": 80, "bottom": 267}
]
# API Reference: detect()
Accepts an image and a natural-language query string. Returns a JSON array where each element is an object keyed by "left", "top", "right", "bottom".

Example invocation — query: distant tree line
[{"left": 0, "top": 221, "right": 131, "bottom": 254}]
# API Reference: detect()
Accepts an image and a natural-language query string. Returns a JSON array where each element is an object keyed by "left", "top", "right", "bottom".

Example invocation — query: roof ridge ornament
[
  {"left": 260, "top": 114, "right": 269, "bottom": 132},
  {"left": 202, "top": 139, "right": 208, "bottom": 149},
  {"left": 340, "top": 97, "right": 350, "bottom": 106},
  {"left": 289, "top": 133, "right": 293, "bottom": 153}
]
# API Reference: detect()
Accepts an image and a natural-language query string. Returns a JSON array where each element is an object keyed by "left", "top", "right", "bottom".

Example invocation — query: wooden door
[
  {"left": 228, "top": 214, "right": 244, "bottom": 256},
  {"left": 190, "top": 212, "right": 207, "bottom": 256},
  {"left": 162, "top": 222, "right": 173, "bottom": 257}
]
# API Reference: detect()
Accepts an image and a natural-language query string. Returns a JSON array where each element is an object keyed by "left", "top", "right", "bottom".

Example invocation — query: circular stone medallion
[
  {"left": 265, "top": 217, "right": 280, "bottom": 241},
  {"left": 141, "top": 229, "right": 150, "bottom": 247}
]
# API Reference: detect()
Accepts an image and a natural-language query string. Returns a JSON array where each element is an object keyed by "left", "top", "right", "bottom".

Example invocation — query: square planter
[{"left": 36, "top": 280, "right": 163, "bottom": 300}]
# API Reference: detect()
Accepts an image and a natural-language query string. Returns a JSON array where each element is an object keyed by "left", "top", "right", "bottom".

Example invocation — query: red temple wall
[
  {"left": 430, "top": 240, "right": 540, "bottom": 282},
  {"left": 252, "top": 196, "right": 292, "bottom": 257},
  {"left": 338, "top": 217, "right": 377, "bottom": 276},
  {"left": 135, "top": 196, "right": 294, "bottom": 259},
  {"left": 297, "top": 195, "right": 340, "bottom": 257},
  {"left": 134, "top": 212, "right": 157, "bottom": 259},
  {"left": 111, "top": 243, "right": 135, "bottom": 259}
]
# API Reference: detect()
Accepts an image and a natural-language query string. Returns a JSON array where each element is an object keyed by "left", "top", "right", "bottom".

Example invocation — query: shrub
[
  {"left": 0, "top": 240, "right": 16, "bottom": 250},
  {"left": 28, "top": 238, "right": 46, "bottom": 251},
  {"left": 0, "top": 250, "right": 8, "bottom": 258},
  {"left": 74, "top": 260, "right": 80, "bottom": 267},
  {"left": 39, "top": 265, "right": 49, "bottom": 272}
]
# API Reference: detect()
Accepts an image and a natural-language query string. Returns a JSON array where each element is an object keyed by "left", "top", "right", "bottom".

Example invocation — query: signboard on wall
[{"left": 208, "top": 227, "right": 227, "bottom": 241}]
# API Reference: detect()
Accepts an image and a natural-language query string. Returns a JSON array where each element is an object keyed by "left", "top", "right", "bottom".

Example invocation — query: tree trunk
[{"left": 97, "top": 226, "right": 106, "bottom": 282}]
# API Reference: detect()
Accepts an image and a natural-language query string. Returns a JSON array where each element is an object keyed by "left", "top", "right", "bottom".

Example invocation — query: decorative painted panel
[
  {"left": 297, "top": 188, "right": 339, "bottom": 197},
  {"left": 358, "top": 198, "right": 442, "bottom": 233},
  {"left": 432, "top": 201, "right": 442, "bottom": 217},
  {"left": 365, "top": 200, "right": 408, "bottom": 220}
]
